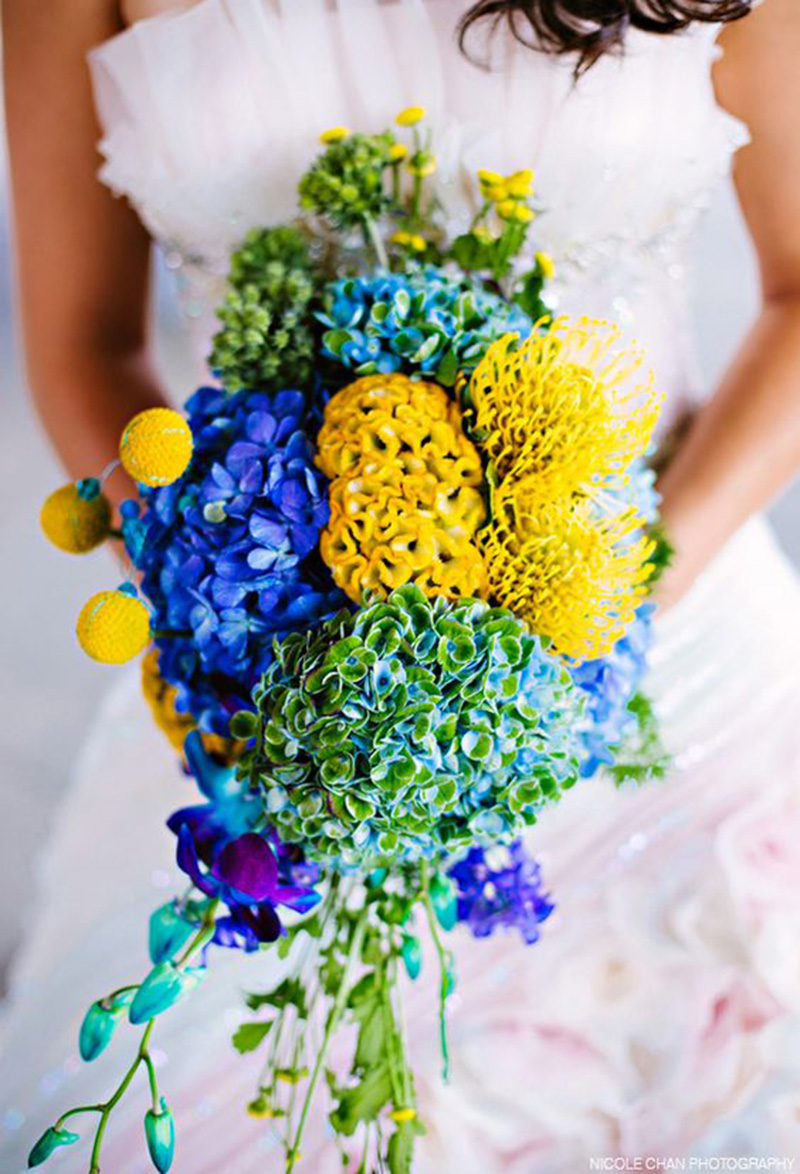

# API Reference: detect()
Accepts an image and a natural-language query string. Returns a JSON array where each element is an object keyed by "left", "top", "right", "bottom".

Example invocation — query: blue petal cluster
[
  {"left": 570, "top": 605, "right": 654, "bottom": 777},
  {"left": 449, "top": 841, "right": 555, "bottom": 945},
  {"left": 318, "top": 267, "right": 533, "bottom": 385},
  {"left": 122, "top": 386, "right": 346, "bottom": 733}
]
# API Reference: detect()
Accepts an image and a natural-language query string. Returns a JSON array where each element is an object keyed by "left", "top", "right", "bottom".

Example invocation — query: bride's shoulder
[{"left": 715, "top": 0, "right": 800, "bottom": 126}]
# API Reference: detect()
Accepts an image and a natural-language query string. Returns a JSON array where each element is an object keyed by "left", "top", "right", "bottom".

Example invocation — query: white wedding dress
[{"left": 5, "top": 1, "right": 800, "bottom": 1170}]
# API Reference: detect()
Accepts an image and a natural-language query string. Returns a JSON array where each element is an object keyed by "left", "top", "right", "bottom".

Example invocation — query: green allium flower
[
  {"left": 298, "top": 132, "right": 397, "bottom": 233},
  {"left": 209, "top": 227, "right": 317, "bottom": 392},
  {"left": 242, "top": 585, "right": 584, "bottom": 866}
]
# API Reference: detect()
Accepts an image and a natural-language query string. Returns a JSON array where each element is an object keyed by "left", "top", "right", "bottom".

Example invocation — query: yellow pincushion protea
[
  {"left": 479, "top": 485, "right": 656, "bottom": 661},
  {"left": 466, "top": 317, "right": 662, "bottom": 499},
  {"left": 40, "top": 479, "right": 111, "bottom": 554},
  {"left": 316, "top": 373, "right": 487, "bottom": 604},
  {"left": 119, "top": 408, "right": 194, "bottom": 488},
  {"left": 141, "top": 650, "right": 241, "bottom": 762},
  {"left": 76, "top": 589, "right": 151, "bottom": 664}
]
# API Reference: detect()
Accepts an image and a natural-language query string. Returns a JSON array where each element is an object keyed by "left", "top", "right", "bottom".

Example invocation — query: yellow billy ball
[
  {"left": 76, "top": 590, "right": 151, "bottom": 665},
  {"left": 40, "top": 479, "right": 111, "bottom": 553},
  {"left": 119, "top": 408, "right": 193, "bottom": 488}
]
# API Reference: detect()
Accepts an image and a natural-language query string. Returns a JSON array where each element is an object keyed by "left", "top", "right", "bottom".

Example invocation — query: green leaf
[
  {"left": 229, "top": 710, "right": 257, "bottom": 740},
  {"left": 232, "top": 1020, "right": 273, "bottom": 1054},
  {"left": 329, "top": 1063, "right": 393, "bottom": 1136},
  {"left": 434, "top": 348, "right": 459, "bottom": 387},
  {"left": 244, "top": 978, "right": 308, "bottom": 1018},
  {"left": 387, "top": 1121, "right": 420, "bottom": 1174},
  {"left": 354, "top": 1002, "right": 385, "bottom": 1068}
]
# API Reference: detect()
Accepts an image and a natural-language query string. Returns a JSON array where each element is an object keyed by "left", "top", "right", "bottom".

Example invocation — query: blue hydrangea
[
  {"left": 449, "top": 841, "right": 555, "bottom": 945},
  {"left": 122, "top": 386, "right": 346, "bottom": 734},
  {"left": 569, "top": 605, "right": 654, "bottom": 777},
  {"left": 318, "top": 267, "right": 533, "bottom": 386}
]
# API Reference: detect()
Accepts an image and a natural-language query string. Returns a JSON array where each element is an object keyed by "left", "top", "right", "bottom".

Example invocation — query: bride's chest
[{"left": 94, "top": 0, "right": 745, "bottom": 270}]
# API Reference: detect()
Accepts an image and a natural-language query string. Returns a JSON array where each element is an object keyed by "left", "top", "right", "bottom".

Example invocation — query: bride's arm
[
  {"left": 656, "top": 0, "right": 800, "bottom": 608},
  {"left": 3, "top": 0, "right": 167, "bottom": 498}
]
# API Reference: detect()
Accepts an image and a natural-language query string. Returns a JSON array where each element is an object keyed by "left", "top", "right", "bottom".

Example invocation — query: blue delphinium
[
  {"left": 569, "top": 605, "right": 654, "bottom": 777},
  {"left": 122, "top": 386, "right": 346, "bottom": 734},
  {"left": 318, "top": 266, "right": 533, "bottom": 386},
  {"left": 449, "top": 841, "right": 555, "bottom": 945}
]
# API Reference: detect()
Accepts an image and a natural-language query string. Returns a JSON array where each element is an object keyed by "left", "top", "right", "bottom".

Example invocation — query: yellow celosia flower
[
  {"left": 389, "top": 142, "right": 409, "bottom": 161},
  {"left": 120, "top": 408, "right": 193, "bottom": 488},
  {"left": 319, "top": 125, "right": 349, "bottom": 144},
  {"left": 396, "top": 105, "right": 426, "bottom": 126},
  {"left": 40, "top": 481, "right": 111, "bottom": 554},
  {"left": 76, "top": 589, "right": 151, "bottom": 665},
  {"left": 141, "top": 650, "right": 239, "bottom": 761},
  {"left": 316, "top": 373, "right": 487, "bottom": 604},
  {"left": 535, "top": 251, "right": 555, "bottom": 280},
  {"left": 479, "top": 488, "right": 655, "bottom": 660},
  {"left": 465, "top": 317, "right": 662, "bottom": 498}
]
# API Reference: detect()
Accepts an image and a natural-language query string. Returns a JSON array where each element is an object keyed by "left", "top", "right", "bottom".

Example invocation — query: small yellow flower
[
  {"left": 485, "top": 183, "right": 509, "bottom": 203},
  {"left": 246, "top": 1101, "right": 278, "bottom": 1120},
  {"left": 389, "top": 1107, "right": 418, "bottom": 1123},
  {"left": 506, "top": 168, "right": 535, "bottom": 198},
  {"left": 473, "top": 225, "right": 495, "bottom": 244},
  {"left": 477, "top": 168, "right": 504, "bottom": 186},
  {"left": 395, "top": 105, "right": 426, "bottom": 127},
  {"left": 408, "top": 155, "right": 436, "bottom": 178},
  {"left": 494, "top": 199, "right": 517, "bottom": 221},
  {"left": 389, "top": 143, "right": 409, "bottom": 162},
  {"left": 40, "top": 480, "right": 111, "bottom": 554},
  {"left": 535, "top": 251, "right": 555, "bottom": 280},
  {"left": 119, "top": 408, "right": 193, "bottom": 489},
  {"left": 319, "top": 125, "right": 349, "bottom": 144},
  {"left": 77, "top": 589, "right": 151, "bottom": 665},
  {"left": 275, "top": 1067, "right": 309, "bottom": 1085},
  {"left": 391, "top": 230, "right": 413, "bottom": 247},
  {"left": 513, "top": 204, "right": 535, "bottom": 224},
  {"left": 409, "top": 234, "right": 427, "bottom": 253}
]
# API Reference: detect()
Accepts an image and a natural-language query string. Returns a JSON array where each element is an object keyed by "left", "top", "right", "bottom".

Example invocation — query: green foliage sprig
[{"left": 209, "top": 226, "right": 318, "bottom": 392}]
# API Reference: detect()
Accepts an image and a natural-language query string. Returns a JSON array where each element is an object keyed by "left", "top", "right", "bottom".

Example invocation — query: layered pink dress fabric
[{"left": 5, "top": 2, "right": 800, "bottom": 1170}]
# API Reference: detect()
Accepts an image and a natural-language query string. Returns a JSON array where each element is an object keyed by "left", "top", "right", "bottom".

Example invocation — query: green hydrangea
[
  {"left": 209, "top": 227, "right": 317, "bottom": 392},
  {"left": 239, "top": 585, "right": 583, "bottom": 866},
  {"left": 298, "top": 132, "right": 397, "bottom": 234}
]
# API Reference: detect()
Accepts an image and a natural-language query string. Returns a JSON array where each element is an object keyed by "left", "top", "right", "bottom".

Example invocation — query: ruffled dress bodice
[{"left": 89, "top": 0, "right": 749, "bottom": 430}]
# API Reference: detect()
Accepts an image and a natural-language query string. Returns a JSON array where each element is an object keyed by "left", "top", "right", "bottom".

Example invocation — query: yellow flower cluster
[
  {"left": 316, "top": 373, "right": 487, "bottom": 604},
  {"left": 479, "top": 488, "right": 656, "bottom": 661},
  {"left": 477, "top": 167, "right": 535, "bottom": 224},
  {"left": 467, "top": 317, "right": 662, "bottom": 660}
]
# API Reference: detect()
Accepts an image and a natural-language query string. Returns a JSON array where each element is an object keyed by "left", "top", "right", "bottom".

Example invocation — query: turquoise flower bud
[
  {"left": 129, "top": 963, "right": 205, "bottom": 1025},
  {"left": 28, "top": 1126, "right": 80, "bottom": 1167},
  {"left": 148, "top": 902, "right": 196, "bottom": 964},
  {"left": 79, "top": 1000, "right": 120, "bottom": 1062},
  {"left": 429, "top": 874, "right": 458, "bottom": 931},
  {"left": 401, "top": 933, "right": 422, "bottom": 981},
  {"left": 144, "top": 1097, "right": 175, "bottom": 1172}
]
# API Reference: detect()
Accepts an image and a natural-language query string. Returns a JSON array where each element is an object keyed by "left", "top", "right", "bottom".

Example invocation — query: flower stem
[
  {"left": 88, "top": 1020, "right": 155, "bottom": 1173},
  {"left": 286, "top": 909, "right": 368, "bottom": 1173},
  {"left": 420, "top": 861, "right": 452, "bottom": 1082},
  {"left": 363, "top": 216, "right": 389, "bottom": 270}
]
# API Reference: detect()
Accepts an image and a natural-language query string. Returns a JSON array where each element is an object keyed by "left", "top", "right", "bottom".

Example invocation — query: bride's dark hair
[{"left": 459, "top": 0, "right": 751, "bottom": 73}]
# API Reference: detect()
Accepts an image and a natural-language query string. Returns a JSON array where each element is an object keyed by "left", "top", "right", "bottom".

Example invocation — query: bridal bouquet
[{"left": 34, "top": 108, "right": 668, "bottom": 1173}]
